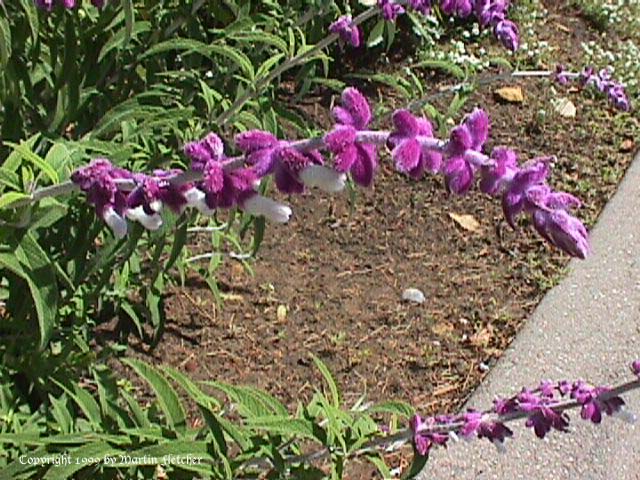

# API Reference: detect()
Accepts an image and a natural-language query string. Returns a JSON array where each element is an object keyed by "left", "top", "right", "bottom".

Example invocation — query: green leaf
[
  {"left": 205, "top": 382, "right": 287, "bottom": 418},
  {"left": 164, "top": 220, "right": 187, "bottom": 272},
  {"left": 121, "top": 390, "right": 151, "bottom": 428},
  {"left": 52, "top": 380, "right": 103, "bottom": 428},
  {"left": 5, "top": 141, "right": 59, "bottom": 184},
  {"left": 403, "top": 450, "right": 429, "bottom": 480},
  {"left": 251, "top": 216, "right": 265, "bottom": 256},
  {"left": 245, "top": 416, "right": 318, "bottom": 440},
  {"left": 43, "top": 143, "right": 70, "bottom": 177},
  {"left": 367, "top": 454, "right": 393, "bottom": 478},
  {"left": 311, "top": 355, "right": 341, "bottom": 408},
  {"left": 28, "top": 197, "right": 68, "bottom": 230},
  {"left": 209, "top": 44, "right": 254, "bottom": 80},
  {"left": 2, "top": 233, "right": 59, "bottom": 348},
  {"left": 163, "top": 366, "right": 220, "bottom": 410},
  {"left": 122, "top": 0, "right": 134, "bottom": 47},
  {"left": 20, "top": 0, "right": 40, "bottom": 45},
  {"left": 42, "top": 442, "right": 122, "bottom": 480},
  {"left": 98, "top": 21, "right": 151, "bottom": 62},
  {"left": 413, "top": 59, "right": 466, "bottom": 79},
  {"left": 367, "top": 19, "right": 385, "bottom": 48},
  {"left": 229, "top": 31, "right": 289, "bottom": 54},
  {"left": 367, "top": 400, "right": 415, "bottom": 419},
  {"left": 0, "top": 17, "right": 11, "bottom": 69},
  {"left": 120, "top": 302, "right": 144, "bottom": 338},
  {"left": 122, "top": 358, "right": 187, "bottom": 432},
  {"left": 49, "top": 394, "right": 73, "bottom": 434},
  {"left": 0, "top": 191, "right": 30, "bottom": 210}
]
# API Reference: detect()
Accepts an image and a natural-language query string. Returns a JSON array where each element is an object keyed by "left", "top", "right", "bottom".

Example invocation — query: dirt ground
[{"left": 104, "top": 2, "right": 639, "bottom": 477}]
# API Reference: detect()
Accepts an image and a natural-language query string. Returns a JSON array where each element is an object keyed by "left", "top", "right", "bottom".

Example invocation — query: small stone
[
  {"left": 553, "top": 97, "right": 576, "bottom": 117},
  {"left": 620, "top": 139, "right": 635, "bottom": 152},
  {"left": 277, "top": 304, "right": 288, "bottom": 322},
  {"left": 402, "top": 288, "right": 426, "bottom": 304}
]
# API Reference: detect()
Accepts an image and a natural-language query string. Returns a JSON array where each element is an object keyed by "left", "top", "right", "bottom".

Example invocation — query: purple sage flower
[
  {"left": 184, "top": 133, "right": 257, "bottom": 210},
  {"left": 571, "top": 382, "right": 626, "bottom": 424},
  {"left": 460, "top": 411, "right": 513, "bottom": 451},
  {"left": 387, "top": 109, "right": 443, "bottom": 179},
  {"left": 185, "top": 132, "right": 294, "bottom": 222},
  {"left": 518, "top": 390, "right": 570, "bottom": 439},
  {"left": 325, "top": 87, "right": 378, "bottom": 187},
  {"left": 474, "top": 0, "right": 509, "bottom": 26},
  {"left": 479, "top": 147, "right": 518, "bottom": 196},
  {"left": 578, "top": 66, "right": 631, "bottom": 111},
  {"left": 378, "top": 0, "right": 405, "bottom": 21},
  {"left": 409, "top": 415, "right": 449, "bottom": 457},
  {"left": 329, "top": 15, "right": 362, "bottom": 48},
  {"left": 632, "top": 360, "right": 640, "bottom": 377},
  {"left": 408, "top": 0, "right": 432, "bottom": 15},
  {"left": 494, "top": 20, "right": 519, "bottom": 52},
  {"left": 442, "top": 108, "right": 490, "bottom": 195},
  {"left": 35, "top": 0, "right": 75, "bottom": 9},
  {"left": 235, "top": 130, "right": 344, "bottom": 194},
  {"left": 554, "top": 64, "right": 571, "bottom": 86},
  {"left": 71, "top": 159, "right": 132, "bottom": 238},
  {"left": 440, "top": 0, "right": 473, "bottom": 18},
  {"left": 500, "top": 158, "right": 550, "bottom": 228}
]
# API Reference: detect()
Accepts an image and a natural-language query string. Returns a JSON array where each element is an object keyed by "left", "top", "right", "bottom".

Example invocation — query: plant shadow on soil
[{"left": 100, "top": 2, "right": 639, "bottom": 476}]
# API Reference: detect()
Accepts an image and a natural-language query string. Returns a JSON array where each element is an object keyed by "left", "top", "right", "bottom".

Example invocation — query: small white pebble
[{"left": 402, "top": 288, "right": 426, "bottom": 304}]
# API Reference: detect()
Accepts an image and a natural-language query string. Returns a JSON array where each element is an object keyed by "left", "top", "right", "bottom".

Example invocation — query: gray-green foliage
[{"left": 0, "top": 357, "right": 416, "bottom": 479}]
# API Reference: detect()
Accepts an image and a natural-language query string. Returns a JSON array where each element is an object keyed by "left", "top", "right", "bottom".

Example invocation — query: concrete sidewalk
[{"left": 419, "top": 152, "right": 640, "bottom": 480}]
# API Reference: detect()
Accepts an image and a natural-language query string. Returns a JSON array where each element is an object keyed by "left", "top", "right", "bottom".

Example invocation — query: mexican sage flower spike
[
  {"left": 325, "top": 87, "right": 378, "bottom": 187},
  {"left": 555, "top": 65, "right": 631, "bottom": 111}
]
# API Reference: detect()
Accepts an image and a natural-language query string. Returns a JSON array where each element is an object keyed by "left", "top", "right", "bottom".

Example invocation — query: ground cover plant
[{"left": 0, "top": 0, "right": 639, "bottom": 478}]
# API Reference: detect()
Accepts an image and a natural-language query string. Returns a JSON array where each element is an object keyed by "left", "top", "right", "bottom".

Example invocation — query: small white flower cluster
[{"left": 582, "top": 39, "right": 640, "bottom": 91}]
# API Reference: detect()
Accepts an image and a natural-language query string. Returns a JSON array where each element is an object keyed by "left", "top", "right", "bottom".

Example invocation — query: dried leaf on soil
[
  {"left": 494, "top": 86, "right": 524, "bottom": 103},
  {"left": 449, "top": 213, "right": 481, "bottom": 232}
]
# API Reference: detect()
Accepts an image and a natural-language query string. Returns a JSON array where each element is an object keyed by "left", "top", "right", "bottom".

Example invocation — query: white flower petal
[
  {"left": 242, "top": 194, "right": 292, "bottom": 223},
  {"left": 299, "top": 165, "right": 346, "bottom": 193},
  {"left": 613, "top": 406, "right": 637, "bottom": 424},
  {"left": 184, "top": 188, "right": 215, "bottom": 216},
  {"left": 126, "top": 206, "right": 163, "bottom": 231},
  {"left": 103, "top": 207, "right": 128, "bottom": 239},
  {"left": 492, "top": 439, "right": 507, "bottom": 454}
]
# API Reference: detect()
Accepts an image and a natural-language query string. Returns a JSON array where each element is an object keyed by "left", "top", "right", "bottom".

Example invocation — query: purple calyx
[{"left": 324, "top": 87, "right": 378, "bottom": 187}]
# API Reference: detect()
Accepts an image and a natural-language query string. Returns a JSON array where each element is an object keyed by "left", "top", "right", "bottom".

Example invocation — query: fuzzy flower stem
[{"left": 240, "top": 376, "right": 640, "bottom": 473}]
